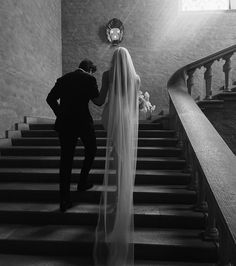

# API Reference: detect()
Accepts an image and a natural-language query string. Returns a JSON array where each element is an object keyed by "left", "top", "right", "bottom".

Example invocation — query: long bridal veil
[{"left": 94, "top": 47, "right": 140, "bottom": 266}]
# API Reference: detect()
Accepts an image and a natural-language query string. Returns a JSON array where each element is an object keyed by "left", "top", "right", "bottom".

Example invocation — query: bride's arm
[{"left": 92, "top": 71, "right": 109, "bottom": 106}]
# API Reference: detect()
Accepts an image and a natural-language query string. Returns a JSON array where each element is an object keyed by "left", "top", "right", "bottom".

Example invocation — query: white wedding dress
[{"left": 94, "top": 47, "right": 140, "bottom": 266}]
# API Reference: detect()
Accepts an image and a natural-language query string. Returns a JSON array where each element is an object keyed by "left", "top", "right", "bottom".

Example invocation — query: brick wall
[
  {"left": 62, "top": 0, "right": 236, "bottom": 119},
  {"left": 0, "top": 0, "right": 62, "bottom": 137}
]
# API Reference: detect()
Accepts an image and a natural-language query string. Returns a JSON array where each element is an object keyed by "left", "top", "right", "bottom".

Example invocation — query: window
[{"left": 182, "top": 0, "right": 236, "bottom": 11}]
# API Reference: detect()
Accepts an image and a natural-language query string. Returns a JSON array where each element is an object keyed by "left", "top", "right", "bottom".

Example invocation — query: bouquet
[{"left": 138, "top": 90, "right": 156, "bottom": 120}]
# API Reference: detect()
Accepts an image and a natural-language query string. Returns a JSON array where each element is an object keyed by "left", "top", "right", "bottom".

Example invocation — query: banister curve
[
  {"left": 167, "top": 45, "right": 236, "bottom": 264},
  {"left": 186, "top": 44, "right": 236, "bottom": 72},
  {"left": 168, "top": 44, "right": 236, "bottom": 88}
]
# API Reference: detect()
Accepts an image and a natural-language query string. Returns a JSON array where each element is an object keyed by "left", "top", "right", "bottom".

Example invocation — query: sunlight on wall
[
  {"left": 232, "top": 0, "right": 236, "bottom": 9},
  {"left": 157, "top": 1, "right": 228, "bottom": 56},
  {"left": 159, "top": 12, "right": 218, "bottom": 47},
  {"left": 182, "top": 0, "right": 229, "bottom": 11}
]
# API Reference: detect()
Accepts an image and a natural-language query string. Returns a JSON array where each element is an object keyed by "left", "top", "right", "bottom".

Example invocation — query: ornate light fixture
[{"left": 106, "top": 18, "right": 124, "bottom": 46}]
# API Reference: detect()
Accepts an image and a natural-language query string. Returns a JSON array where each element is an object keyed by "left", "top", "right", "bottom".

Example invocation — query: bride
[{"left": 92, "top": 47, "right": 140, "bottom": 266}]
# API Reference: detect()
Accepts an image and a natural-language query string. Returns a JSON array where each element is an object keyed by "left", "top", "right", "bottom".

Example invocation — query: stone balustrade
[
  {"left": 167, "top": 44, "right": 236, "bottom": 265},
  {"left": 184, "top": 45, "right": 236, "bottom": 99}
]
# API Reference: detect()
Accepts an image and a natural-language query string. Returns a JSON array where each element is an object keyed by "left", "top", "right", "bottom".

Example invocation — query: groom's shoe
[
  {"left": 60, "top": 200, "right": 73, "bottom": 213},
  {"left": 77, "top": 182, "right": 94, "bottom": 191}
]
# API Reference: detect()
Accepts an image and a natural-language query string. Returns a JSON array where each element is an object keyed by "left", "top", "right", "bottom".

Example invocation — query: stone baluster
[
  {"left": 217, "top": 218, "right": 232, "bottom": 266},
  {"left": 177, "top": 121, "right": 184, "bottom": 149},
  {"left": 184, "top": 138, "right": 193, "bottom": 173},
  {"left": 203, "top": 192, "right": 219, "bottom": 241},
  {"left": 204, "top": 62, "right": 213, "bottom": 100},
  {"left": 187, "top": 69, "right": 195, "bottom": 95},
  {"left": 194, "top": 166, "right": 207, "bottom": 212},
  {"left": 169, "top": 100, "right": 176, "bottom": 130},
  {"left": 223, "top": 53, "right": 233, "bottom": 92},
  {"left": 187, "top": 145, "right": 197, "bottom": 191},
  {"left": 176, "top": 121, "right": 194, "bottom": 178}
]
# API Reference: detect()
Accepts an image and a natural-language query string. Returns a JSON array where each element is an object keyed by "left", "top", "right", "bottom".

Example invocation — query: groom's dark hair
[{"left": 79, "top": 59, "right": 97, "bottom": 73}]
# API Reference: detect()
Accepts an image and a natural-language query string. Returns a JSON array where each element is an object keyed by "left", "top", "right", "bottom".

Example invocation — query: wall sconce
[{"left": 106, "top": 18, "right": 124, "bottom": 46}]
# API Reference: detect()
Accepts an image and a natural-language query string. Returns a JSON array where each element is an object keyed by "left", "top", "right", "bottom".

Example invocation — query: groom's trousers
[{"left": 58, "top": 125, "right": 97, "bottom": 202}]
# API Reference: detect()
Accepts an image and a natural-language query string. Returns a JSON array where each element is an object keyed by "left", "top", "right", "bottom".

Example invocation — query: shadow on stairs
[{"left": 0, "top": 117, "right": 218, "bottom": 265}]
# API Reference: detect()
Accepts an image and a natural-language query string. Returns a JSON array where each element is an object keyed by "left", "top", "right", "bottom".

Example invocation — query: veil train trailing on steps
[{"left": 93, "top": 47, "right": 140, "bottom": 266}]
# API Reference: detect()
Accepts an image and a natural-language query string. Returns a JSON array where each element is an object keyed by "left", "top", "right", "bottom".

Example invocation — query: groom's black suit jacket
[{"left": 46, "top": 69, "right": 99, "bottom": 133}]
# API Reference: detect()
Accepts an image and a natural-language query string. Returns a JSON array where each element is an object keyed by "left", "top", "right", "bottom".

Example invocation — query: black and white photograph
[{"left": 0, "top": 0, "right": 236, "bottom": 265}]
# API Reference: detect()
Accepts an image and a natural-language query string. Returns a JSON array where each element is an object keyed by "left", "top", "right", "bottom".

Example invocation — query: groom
[{"left": 46, "top": 59, "right": 100, "bottom": 212}]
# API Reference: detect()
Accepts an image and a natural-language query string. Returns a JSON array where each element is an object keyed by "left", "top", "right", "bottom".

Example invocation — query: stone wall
[
  {"left": 62, "top": 0, "right": 236, "bottom": 119},
  {"left": 0, "top": 0, "right": 62, "bottom": 137},
  {"left": 1, "top": 0, "right": 235, "bottom": 134},
  {"left": 200, "top": 97, "right": 236, "bottom": 155}
]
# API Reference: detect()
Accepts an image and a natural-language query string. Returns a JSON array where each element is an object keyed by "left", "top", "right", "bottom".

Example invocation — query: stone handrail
[{"left": 167, "top": 45, "right": 236, "bottom": 265}]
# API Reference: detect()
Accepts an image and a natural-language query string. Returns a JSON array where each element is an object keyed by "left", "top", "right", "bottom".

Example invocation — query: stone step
[
  {"left": 0, "top": 254, "right": 94, "bottom": 266},
  {"left": 11, "top": 137, "right": 178, "bottom": 147},
  {"left": 0, "top": 183, "right": 196, "bottom": 204},
  {"left": 197, "top": 100, "right": 224, "bottom": 110},
  {"left": 0, "top": 168, "right": 191, "bottom": 185},
  {"left": 0, "top": 146, "right": 182, "bottom": 157},
  {"left": 0, "top": 156, "right": 186, "bottom": 170},
  {"left": 0, "top": 202, "right": 205, "bottom": 229},
  {"left": 21, "top": 129, "right": 176, "bottom": 138},
  {"left": 135, "top": 262, "right": 216, "bottom": 266},
  {"left": 0, "top": 224, "right": 216, "bottom": 262},
  {"left": 28, "top": 123, "right": 163, "bottom": 131},
  {"left": 0, "top": 254, "right": 217, "bottom": 266},
  {"left": 215, "top": 91, "right": 236, "bottom": 101}
]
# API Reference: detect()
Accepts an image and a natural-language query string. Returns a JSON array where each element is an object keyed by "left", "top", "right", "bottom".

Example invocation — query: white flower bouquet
[{"left": 138, "top": 90, "right": 156, "bottom": 120}]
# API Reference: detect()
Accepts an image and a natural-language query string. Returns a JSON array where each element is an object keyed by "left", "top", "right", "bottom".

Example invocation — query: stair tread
[
  {"left": 0, "top": 156, "right": 184, "bottom": 161},
  {"left": 0, "top": 183, "right": 193, "bottom": 193},
  {"left": 28, "top": 121, "right": 161, "bottom": 124},
  {"left": 21, "top": 129, "right": 175, "bottom": 133},
  {"left": 1, "top": 146, "right": 181, "bottom": 150},
  {"left": 0, "top": 254, "right": 216, "bottom": 266},
  {"left": 0, "top": 168, "right": 189, "bottom": 175},
  {"left": 12, "top": 137, "right": 177, "bottom": 140},
  {"left": 0, "top": 202, "right": 201, "bottom": 216},
  {"left": 11, "top": 138, "right": 178, "bottom": 148},
  {"left": 0, "top": 254, "right": 94, "bottom": 266},
  {"left": 29, "top": 122, "right": 162, "bottom": 126},
  {"left": 136, "top": 261, "right": 215, "bottom": 266},
  {"left": 0, "top": 224, "right": 214, "bottom": 248}
]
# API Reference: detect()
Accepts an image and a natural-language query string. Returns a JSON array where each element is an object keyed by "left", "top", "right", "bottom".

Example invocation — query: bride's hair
[{"left": 109, "top": 47, "right": 139, "bottom": 96}]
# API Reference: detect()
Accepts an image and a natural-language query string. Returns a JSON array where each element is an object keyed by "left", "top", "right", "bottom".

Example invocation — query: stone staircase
[{"left": 0, "top": 118, "right": 217, "bottom": 265}]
